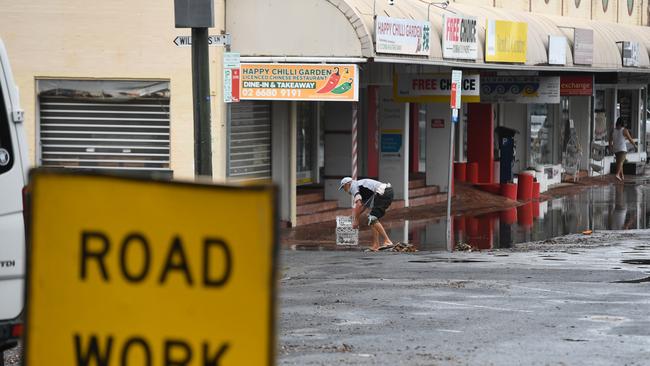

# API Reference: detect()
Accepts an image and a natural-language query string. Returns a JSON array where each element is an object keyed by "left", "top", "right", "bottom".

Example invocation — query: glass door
[{"left": 297, "top": 102, "right": 316, "bottom": 185}]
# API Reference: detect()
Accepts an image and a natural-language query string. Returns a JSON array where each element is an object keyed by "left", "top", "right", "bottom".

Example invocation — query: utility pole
[{"left": 175, "top": 0, "right": 214, "bottom": 177}]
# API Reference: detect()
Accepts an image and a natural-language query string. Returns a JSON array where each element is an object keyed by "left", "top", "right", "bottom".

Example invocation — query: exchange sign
[{"left": 25, "top": 171, "right": 278, "bottom": 366}]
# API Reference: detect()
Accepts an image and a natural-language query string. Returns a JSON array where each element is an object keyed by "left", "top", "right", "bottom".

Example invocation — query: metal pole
[
  {"left": 445, "top": 110, "right": 456, "bottom": 250},
  {"left": 192, "top": 27, "right": 212, "bottom": 177},
  {"left": 352, "top": 102, "right": 359, "bottom": 180}
]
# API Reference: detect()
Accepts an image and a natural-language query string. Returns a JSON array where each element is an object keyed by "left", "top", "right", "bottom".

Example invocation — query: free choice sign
[
  {"left": 393, "top": 73, "right": 480, "bottom": 103},
  {"left": 25, "top": 171, "right": 278, "bottom": 366},
  {"left": 442, "top": 15, "right": 478, "bottom": 60}
]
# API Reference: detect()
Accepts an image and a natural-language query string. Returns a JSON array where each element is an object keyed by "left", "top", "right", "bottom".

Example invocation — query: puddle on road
[
  {"left": 408, "top": 259, "right": 488, "bottom": 264},
  {"left": 613, "top": 276, "right": 650, "bottom": 283},
  {"left": 621, "top": 259, "right": 650, "bottom": 265},
  {"left": 388, "top": 183, "right": 650, "bottom": 252},
  {"left": 285, "top": 182, "right": 650, "bottom": 252}
]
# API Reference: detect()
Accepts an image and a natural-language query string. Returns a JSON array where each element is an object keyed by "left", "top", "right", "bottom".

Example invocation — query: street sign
[
  {"left": 224, "top": 52, "right": 241, "bottom": 103},
  {"left": 173, "top": 34, "right": 231, "bottom": 47},
  {"left": 25, "top": 171, "right": 278, "bottom": 366},
  {"left": 450, "top": 70, "right": 462, "bottom": 110}
]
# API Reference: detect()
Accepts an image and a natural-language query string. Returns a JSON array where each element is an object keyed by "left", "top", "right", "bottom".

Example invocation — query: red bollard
[
  {"left": 500, "top": 207, "right": 517, "bottom": 225},
  {"left": 517, "top": 203, "right": 533, "bottom": 228},
  {"left": 532, "top": 182, "right": 540, "bottom": 200},
  {"left": 454, "top": 162, "right": 467, "bottom": 182},
  {"left": 467, "top": 216, "right": 479, "bottom": 237},
  {"left": 517, "top": 173, "right": 533, "bottom": 201},
  {"left": 500, "top": 183, "right": 517, "bottom": 200},
  {"left": 532, "top": 201, "right": 540, "bottom": 219},
  {"left": 467, "top": 162, "right": 479, "bottom": 184}
]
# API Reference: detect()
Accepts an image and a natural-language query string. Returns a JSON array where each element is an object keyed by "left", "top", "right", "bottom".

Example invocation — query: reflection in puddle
[{"left": 394, "top": 183, "right": 650, "bottom": 251}]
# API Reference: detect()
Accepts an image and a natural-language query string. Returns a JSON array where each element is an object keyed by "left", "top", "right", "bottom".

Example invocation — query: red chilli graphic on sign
[{"left": 317, "top": 67, "right": 341, "bottom": 93}]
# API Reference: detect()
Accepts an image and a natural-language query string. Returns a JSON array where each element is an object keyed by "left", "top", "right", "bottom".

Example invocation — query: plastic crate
[{"left": 336, "top": 216, "right": 358, "bottom": 246}]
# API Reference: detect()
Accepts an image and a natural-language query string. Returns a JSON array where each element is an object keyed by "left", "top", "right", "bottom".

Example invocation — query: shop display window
[{"left": 528, "top": 104, "right": 553, "bottom": 167}]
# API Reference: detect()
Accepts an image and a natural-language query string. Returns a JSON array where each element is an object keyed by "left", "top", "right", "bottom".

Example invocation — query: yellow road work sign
[{"left": 25, "top": 171, "right": 278, "bottom": 366}]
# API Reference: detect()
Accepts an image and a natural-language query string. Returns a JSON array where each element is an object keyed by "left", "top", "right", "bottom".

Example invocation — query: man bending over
[{"left": 339, "top": 177, "right": 394, "bottom": 251}]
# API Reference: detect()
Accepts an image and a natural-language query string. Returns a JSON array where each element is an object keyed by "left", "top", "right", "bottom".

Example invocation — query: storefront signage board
[
  {"left": 573, "top": 28, "right": 593, "bottom": 65},
  {"left": 240, "top": 63, "right": 358, "bottom": 101},
  {"left": 375, "top": 16, "right": 431, "bottom": 56},
  {"left": 224, "top": 52, "right": 240, "bottom": 103},
  {"left": 548, "top": 35, "right": 567, "bottom": 65},
  {"left": 622, "top": 41, "right": 640, "bottom": 67},
  {"left": 394, "top": 73, "right": 480, "bottom": 103},
  {"left": 25, "top": 171, "right": 278, "bottom": 366},
  {"left": 442, "top": 14, "right": 478, "bottom": 59},
  {"left": 481, "top": 76, "right": 560, "bottom": 103},
  {"left": 560, "top": 75, "right": 593, "bottom": 96},
  {"left": 485, "top": 20, "right": 528, "bottom": 63}
]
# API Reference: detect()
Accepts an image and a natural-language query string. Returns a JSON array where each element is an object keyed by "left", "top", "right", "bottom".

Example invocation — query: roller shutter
[
  {"left": 37, "top": 80, "right": 171, "bottom": 177},
  {"left": 228, "top": 101, "right": 272, "bottom": 180}
]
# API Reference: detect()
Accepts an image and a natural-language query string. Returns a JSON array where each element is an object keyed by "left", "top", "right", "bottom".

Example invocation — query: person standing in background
[{"left": 610, "top": 117, "right": 637, "bottom": 181}]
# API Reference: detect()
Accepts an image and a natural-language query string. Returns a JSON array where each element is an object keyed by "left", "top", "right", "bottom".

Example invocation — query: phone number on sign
[{"left": 241, "top": 89, "right": 303, "bottom": 98}]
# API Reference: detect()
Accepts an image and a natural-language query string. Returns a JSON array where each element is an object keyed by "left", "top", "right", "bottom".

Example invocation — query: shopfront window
[
  {"left": 297, "top": 102, "right": 315, "bottom": 185},
  {"left": 528, "top": 104, "right": 552, "bottom": 167},
  {"left": 617, "top": 89, "right": 639, "bottom": 138},
  {"left": 594, "top": 90, "right": 608, "bottom": 142}
]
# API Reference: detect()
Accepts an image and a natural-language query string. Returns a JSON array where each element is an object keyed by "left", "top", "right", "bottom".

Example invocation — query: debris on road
[{"left": 377, "top": 242, "right": 418, "bottom": 252}]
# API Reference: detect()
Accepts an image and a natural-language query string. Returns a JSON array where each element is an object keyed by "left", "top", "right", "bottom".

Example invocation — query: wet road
[
  {"left": 279, "top": 230, "right": 650, "bottom": 365},
  {"left": 285, "top": 180, "right": 650, "bottom": 252}
]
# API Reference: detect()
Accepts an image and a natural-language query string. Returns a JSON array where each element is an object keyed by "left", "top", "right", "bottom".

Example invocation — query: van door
[{"left": 0, "top": 62, "right": 25, "bottom": 321}]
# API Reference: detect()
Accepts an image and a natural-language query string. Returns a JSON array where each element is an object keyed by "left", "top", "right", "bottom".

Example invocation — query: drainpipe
[{"left": 290, "top": 102, "right": 298, "bottom": 226}]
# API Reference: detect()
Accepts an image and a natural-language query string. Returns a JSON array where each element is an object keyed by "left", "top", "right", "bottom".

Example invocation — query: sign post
[
  {"left": 174, "top": 0, "right": 215, "bottom": 178},
  {"left": 25, "top": 171, "right": 278, "bottom": 366},
  {"left": 447, "top": 70, "right": 462, "bottom": 249}
]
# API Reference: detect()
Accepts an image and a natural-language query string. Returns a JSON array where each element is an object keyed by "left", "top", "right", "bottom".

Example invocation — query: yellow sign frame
[
  {"left": 24, "top": 170, "right": 278, "bottom": 366},
  {"left": 485, "top": 20, "right": 528, "bottom": 63}
]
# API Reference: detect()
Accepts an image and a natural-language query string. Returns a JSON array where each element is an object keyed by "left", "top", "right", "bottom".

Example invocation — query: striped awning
[{"left": 227, "top": 0, "right": 650, "bottom": 72}]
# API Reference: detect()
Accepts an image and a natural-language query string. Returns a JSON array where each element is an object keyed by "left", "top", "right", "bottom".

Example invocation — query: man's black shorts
[{"left": 369, "top": 187, "right": 393, "bottom": 219}]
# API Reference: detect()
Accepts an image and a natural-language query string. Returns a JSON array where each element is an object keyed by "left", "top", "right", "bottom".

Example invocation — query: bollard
[
  {"left": 454, "top": 162, "right": 467, "bottom": 182},
  {"left": 532, "top": 182, "right": 540, "bottom": 200},
  {"left": 466, "top": 162, "right": 479, "bottom": 184},
  {"left": 500, "top": 183, "right": 517, "bottom": 200},
  {"left": 516, "top": 173, "right": 533, "bottom": 201}
]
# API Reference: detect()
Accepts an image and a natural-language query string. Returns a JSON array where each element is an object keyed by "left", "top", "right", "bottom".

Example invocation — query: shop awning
[{"left": 227, "top": 0, "right": 650, "bottom": 72}]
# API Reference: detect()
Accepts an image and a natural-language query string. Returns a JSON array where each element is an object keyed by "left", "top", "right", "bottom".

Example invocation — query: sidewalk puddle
[
  {"left": 392, "top": 183, "right": 650, "bottom": 252},
  {"left": 285, "top": 182, "right": 650, "bottom": 252}
]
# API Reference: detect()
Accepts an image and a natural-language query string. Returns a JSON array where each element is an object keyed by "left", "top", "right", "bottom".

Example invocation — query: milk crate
[{"left": 336, "top": 216, "right": 358, "bottom": 246}]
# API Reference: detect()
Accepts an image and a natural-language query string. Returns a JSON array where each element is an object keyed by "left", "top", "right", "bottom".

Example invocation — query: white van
[{"left": 0, "top": 39, "right": 28, "bottom": 359}]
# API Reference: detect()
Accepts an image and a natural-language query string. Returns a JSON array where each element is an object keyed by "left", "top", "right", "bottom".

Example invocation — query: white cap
[{"left": 338, "top": 177, "right": 353, "bottom": 190}]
